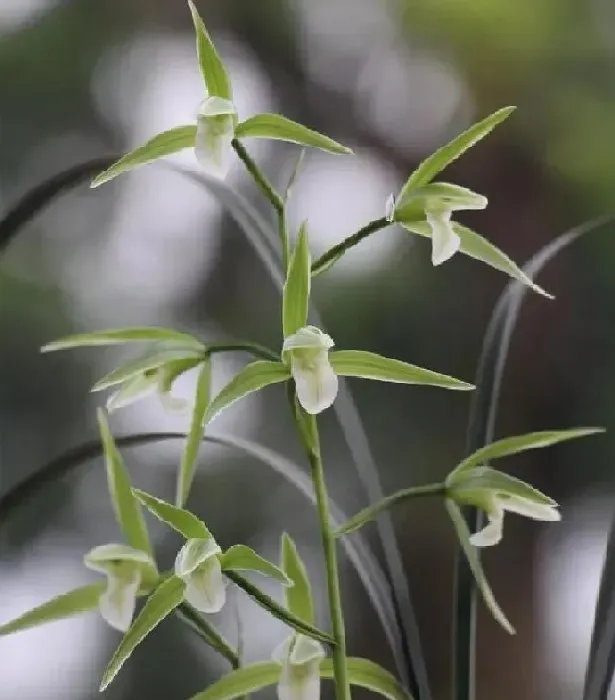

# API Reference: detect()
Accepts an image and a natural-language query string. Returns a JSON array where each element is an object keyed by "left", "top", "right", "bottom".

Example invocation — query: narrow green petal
[
  {"left": 98, "top": 409, "right": 152, "bottom": 555},
  {"left": 0, "top": 583, "right": 105, "bottom": 636},
  {"left": 188, "top": 0, "right": 232, "bottom": 99},
  {"left": 330, "top": 350, "right": 474, "bottom": 391},
  {"left": 91, "top": 126, "right": 197, "bottom": 187}
]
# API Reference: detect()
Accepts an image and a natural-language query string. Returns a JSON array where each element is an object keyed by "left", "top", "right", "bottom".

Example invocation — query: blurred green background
[{"left": 1, "top": 0, "right": 615, "bottom": 698}]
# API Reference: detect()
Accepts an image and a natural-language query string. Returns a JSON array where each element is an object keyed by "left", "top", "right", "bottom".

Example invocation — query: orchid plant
[{"left": 0, "top": 4, "right": 605, "bottom": 700}]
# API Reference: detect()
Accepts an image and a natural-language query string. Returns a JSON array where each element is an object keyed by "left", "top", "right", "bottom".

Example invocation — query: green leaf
[
  {"left": 92, "top": 347, "right": 205, "bottom": 392},
  {"left": 224, "top": 571, "right": 333, "bottom": 645},
  {"left": 394, "top": 182, "right": 487, "bottom": 221},
  {"left": 280, "top": 533, "right": 315, "bottom": 624},
  {"left": 448, "top": 428, "right": 604, "bottom": 482},
  {"left": 282, "top": 223, "right": 311, "bottom": 337},
  {"left": 202, "top": 361, "right": 290, "bottom": 426},
  {"left": 41, "top": 327, "right": 204, "bottom": 352},
  {"left": 98, "top": 409, "right": 152, "bottom": 555},
  {"left": 329, "top": 350, "right": 474, "bottom": 391},
  {"left": 100, "top": 576, "right": 185, "bottom": 691},
  {"left": 0, "top": 583, "right": 105, "bottom": 636},
  {"left": 188, "top": 658, "right": 413, "bottom": 700},
  {"left": 400, "top": 220, "right": 552, "bottom": 298},
  {"left": 445, "top": 500, "right": 514, "bottom": 634},
  {"left": 134, "top": 488, "right": 211, "bottom": 539},
  {"left": 188, "top": 0, "right": 232, "bottom": 100},
  {"left": 91, "top": 126, "right": 197, "bottom": 188},
  {"left": 177, "top": 360, "right": 212, "bottom": 506},
  {"left": 220, "top": 545, "right": 292, "bottom": 586},
  {"left": 322, "top": 657, "right": 414, "bottom": 700},
  {"left": 235, "top": 114, "right": 352, "bottom": 155},
  {"left": 397, "top": 107, "right": 515, "bottom": 199},
  {"left": 335, "top": 484, "right": 445, "bottom": 537}
]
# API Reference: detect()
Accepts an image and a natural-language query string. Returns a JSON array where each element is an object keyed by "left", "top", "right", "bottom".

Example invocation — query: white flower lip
[
  {"left": 84, "top": 544, "right": 157, "bottom": 632},
  {"left": 174, "top": 537, "right": 226, "bottom": 614},
  {"left": 195, "top": 96, "right": 237, "bottom": 179},
  {"left": 447, "top": 470, "right": 561, "bottom": 548},
  {"left": 273, "top": 634, "right": 325, "bottom": 700},
  {"left": 283, "top": 326, "right": 338, "bottom": 415}
]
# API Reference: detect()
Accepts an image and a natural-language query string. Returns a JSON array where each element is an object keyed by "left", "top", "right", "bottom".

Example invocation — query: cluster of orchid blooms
[{"left": 0, "top": 3, "right": 602, "bottom": 700}]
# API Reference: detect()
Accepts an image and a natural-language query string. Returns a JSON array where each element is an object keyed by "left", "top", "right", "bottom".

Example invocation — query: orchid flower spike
[
  {"left": 273, "top": 633, "right": 326, "bottom": 700},
  {"left": 195, "top": 96, "right": 238, "bottom": 179},
  {"left": 446, "top": 466, "right": 560, "bottom": 547},
  {"left": 282, "top": 326, "right": 338, "bottom": 415},
  {"left": 174, "top": 537, "right": 226, "bottom": 613},
  {"left": 84, "top": 544, "right": 158, "bottom": 632}
]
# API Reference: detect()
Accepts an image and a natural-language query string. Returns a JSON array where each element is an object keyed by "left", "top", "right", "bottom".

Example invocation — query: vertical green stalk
[{"left": 299, "top": 409, "right": 351, "bottom": 700}]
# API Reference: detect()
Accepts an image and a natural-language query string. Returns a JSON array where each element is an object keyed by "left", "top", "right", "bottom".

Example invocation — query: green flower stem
[
  {"left": 334, "top": 482, "right": 446, "bottom": 537},
  {"left": 176, "top": 602, "right": 240, "bottom": 668},
  {"left": 205, "top": 342, "right": 280, "bottom": 362},
  {"left": 231, "top": 138, "right": 290, "bottom": 271},
  {"left": 298, "top": 409, "right": 351, "bottom": 700},
  {"left": 232, "top": 139, "right": 284, "bottom": 214},
  {"left": 311, "top": 217, "right": 390, "bottom": 276}
]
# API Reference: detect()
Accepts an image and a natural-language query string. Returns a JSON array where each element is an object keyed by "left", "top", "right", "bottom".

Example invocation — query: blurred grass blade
[
  {"left": 97, "top": 409, "right": 152, "bottom": 555},
  {"left": 281, "top": 532, "right": 316, "bottom": 624},
  {"left": 0, "top": 583, "right": 105, "bottom": 636},
  {"left": 133, "top": 489, "right": 211, "bottom": 540},
  {"left": 0, "top": 157, "right": 115, "bottom": 256},
  {"left": 100, "top": 576, "right": 185, "bottom": 691},
  {"left": 177, "top": 360, "right": 212, "bottom": 506},
  {"left": 0, "top": 431, "right": 402, "bottom": 688},
  {"left": 454, "top": 214, "right": 615, "bottom": 700}
]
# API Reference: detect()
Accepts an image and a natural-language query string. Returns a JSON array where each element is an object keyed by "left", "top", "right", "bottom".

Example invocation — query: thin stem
[
  {"left": 205, "top": 341, "right": 280, "bottom": 362},
  {"left": 176, "top": 603, "right": 240, "bottom": 668},
  {"left": 232, "top": 138, "right": 283, "bottom": 214},
  {"left": 298, "top": 409, "right": 351, "bottom": 700},
  {"left": 335, "top": 482, "right": 446, "bottom": 537},
  {"left": 311, "top": 217, "right": 390, "bottom": 276}
]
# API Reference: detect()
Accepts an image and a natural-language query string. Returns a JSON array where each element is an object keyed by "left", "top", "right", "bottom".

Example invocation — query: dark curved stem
[
  {"left": 176, "top": 603, "right": 240, "bottom": 668},
  {"left": 206, "top": 342, "right": 280, "bottom": 362},
  {"left": 231, "top": 139, "right": 283, "bottom": 215}
]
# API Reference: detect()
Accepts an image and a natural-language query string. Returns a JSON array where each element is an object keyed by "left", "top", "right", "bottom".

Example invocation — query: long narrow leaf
[
  {"left": 281, "top": 533, "right": 315, "bottom": 624},
  {"left": 282, "top": 223, "right": 311, "bottom": 337},
  {"left": 133, "top": 489, "right": 211, "bottom": 540}
]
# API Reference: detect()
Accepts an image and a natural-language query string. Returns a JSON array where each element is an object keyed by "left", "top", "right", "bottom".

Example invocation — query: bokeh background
[{"left": 1, "top": 0, "right": 615, "bottom": 698}]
